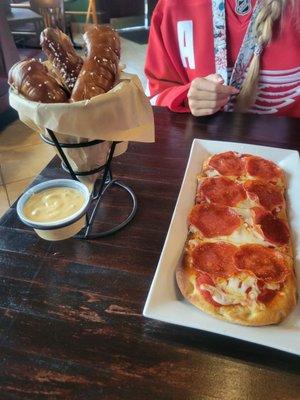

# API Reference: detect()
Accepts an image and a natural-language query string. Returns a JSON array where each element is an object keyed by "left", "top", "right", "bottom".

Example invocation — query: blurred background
[{"left": 0, "top": 0, "right": 157, "bottom": 217}]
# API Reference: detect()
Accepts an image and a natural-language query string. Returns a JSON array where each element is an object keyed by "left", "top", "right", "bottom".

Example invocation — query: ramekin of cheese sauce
[{"left": 17, "top": 179, "right": 90, "bottom": 241}]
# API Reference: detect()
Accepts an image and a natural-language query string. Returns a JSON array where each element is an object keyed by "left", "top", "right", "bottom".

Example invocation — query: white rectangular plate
[{"left": 143, "top": 139, "right": 300, "bottom": 355}]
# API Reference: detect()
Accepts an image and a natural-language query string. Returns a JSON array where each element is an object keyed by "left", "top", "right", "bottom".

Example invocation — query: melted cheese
[
  {"left": 234, "top": 197, "right": 257, "bottom": 210},
  {"left": 205, "top": 169, "right": 220, "bottom": 178},
  {"left": 23, "top": 187, "right": 85, "bottom": 223},
  {"left": 200, "top": 273, "right": 260, "bottom": 306},
  {"left": 265, "top": 282, "right": 280, "bottom": 291},
  {"left": 190, "top": 222, "right": 266, "bottom": 245}
]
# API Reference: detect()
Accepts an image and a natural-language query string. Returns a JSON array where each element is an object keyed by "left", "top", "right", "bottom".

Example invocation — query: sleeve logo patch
[{"left": 235, "top": 0, "right": 252, "bottom": 16}]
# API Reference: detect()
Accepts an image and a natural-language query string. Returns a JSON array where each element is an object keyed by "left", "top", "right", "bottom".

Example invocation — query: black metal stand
[{"left": 41, "top": 129, "right": 137, "bottom": 239}]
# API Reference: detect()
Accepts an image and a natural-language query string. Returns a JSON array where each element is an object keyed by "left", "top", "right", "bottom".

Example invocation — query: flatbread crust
[
  {"left": 177, "top": 151, "right": 297, "bottom": 326},
  {"left": 177, "top": 268, "right": 296, "bottom": 326}
]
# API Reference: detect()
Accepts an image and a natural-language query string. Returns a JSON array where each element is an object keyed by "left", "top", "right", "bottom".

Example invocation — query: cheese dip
[{"left": 23, "top": 187, "right": 85, "bottom": 223}]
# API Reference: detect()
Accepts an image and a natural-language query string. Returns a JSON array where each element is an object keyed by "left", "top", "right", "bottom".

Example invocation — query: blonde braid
[{"left": 236, "top": 0, "right": 287, "bottom": 112}]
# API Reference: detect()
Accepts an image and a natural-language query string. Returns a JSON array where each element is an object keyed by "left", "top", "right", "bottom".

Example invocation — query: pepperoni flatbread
[{"left": 176, "top": 151, "right": 296, "bottom": 326}]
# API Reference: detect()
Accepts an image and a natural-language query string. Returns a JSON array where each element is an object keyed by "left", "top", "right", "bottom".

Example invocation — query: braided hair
[{"left": 236, "top": 0, "right": 290, "bottom": 112}]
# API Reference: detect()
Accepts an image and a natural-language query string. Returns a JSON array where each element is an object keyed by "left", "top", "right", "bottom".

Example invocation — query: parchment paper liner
[{"left": 9, "top": 72, "right": 155, "bottom": 185}]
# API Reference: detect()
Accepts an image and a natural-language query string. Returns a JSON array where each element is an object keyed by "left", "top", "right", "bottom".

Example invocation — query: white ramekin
[{"left": 17, "top": 179, "right": 90, "bottom": 241}]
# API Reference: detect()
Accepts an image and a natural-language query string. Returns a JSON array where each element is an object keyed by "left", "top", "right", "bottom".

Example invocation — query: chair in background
[
  {"left": 6, "top": 0, "right": 43, "bottom": 48},
  {"left": 30, "top": 0, "right": 73, "bottom": 41},
  {"left": 85, "top": 0, "right": 98, "bottom": 24},
  {"left": 10, "top": 0, "right": 31, "bottom": 8}
]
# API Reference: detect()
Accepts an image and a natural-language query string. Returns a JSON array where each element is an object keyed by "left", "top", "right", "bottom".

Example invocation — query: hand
[{"left": 187, "top": 74, "right": 239, "bottom": 117}]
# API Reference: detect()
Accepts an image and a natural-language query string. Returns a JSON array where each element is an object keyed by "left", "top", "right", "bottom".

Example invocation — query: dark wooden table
[{"left": 1, "top": 107, "right": 300, "bottom": 399}]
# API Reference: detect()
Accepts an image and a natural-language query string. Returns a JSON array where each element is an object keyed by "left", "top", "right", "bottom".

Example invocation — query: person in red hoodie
[{"left": 145, "top": 0, "right": 300, "bottom": 117}]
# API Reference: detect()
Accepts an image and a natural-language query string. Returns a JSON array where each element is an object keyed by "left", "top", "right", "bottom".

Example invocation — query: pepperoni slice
[
  {"left": 189, "top": 203, "right": 242, "bottom": 237},
  {"left": 197, "top": 177, "right": 247, "bottom": 207},
  {"left": 244, "top": 180, "right": 284, "bottom": 211},
  {"left": 208, "top": 151, "right": 245, "bottom": 176},
  {"left": 252, "top": 206, "right": 268, "bottom": 221},
  {"left": 257, "top": 281, "right": 279, "bottom": 304},
  {"left": 252, "top": 207, "right": 290, "bottom": 245},
  {"left": 192, "top": 242, "right": 238, "bottom": 279},
  {"left": 257, "top": 289, "right": 277, "bottom": 304},
  {"left": 246, "top": 156, "right": 283, "bottom": 183},
  {"left": 235, "top": 244, "right": 288, "bottom": 283}
]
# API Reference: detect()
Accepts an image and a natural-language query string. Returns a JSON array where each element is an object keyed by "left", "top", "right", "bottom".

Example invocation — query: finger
[
  {"left": 206, "top": 73, "right": 224, "bottom": 85},
  {"left": 193, "top": 77, "right": 239, "bottom": 95},
  {"left": 189, "top": 97, "right": 229, "bottom": 110},
  {"left": 188, "top": 90, "right": 229, "bottom": 101},
  {"left": 215, "top": 84, "right": 239, "bottom": 95},
  {"left": 196, "top": 98, "right": 229, "bottom": 109}
]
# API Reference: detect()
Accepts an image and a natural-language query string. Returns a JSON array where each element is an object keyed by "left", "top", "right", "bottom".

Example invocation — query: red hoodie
[{"left": 145, "top": 0, "right": 300, "bottom": 117}]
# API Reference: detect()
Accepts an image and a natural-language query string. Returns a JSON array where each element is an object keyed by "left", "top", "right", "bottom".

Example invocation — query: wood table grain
[{"left": 1, "top": 107, "right": 300, "bottom": 400}]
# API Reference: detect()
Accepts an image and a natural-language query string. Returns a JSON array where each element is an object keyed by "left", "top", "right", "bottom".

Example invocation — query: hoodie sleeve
[{"left": 144, "top": 3, "right": 190, "bottom": 113}]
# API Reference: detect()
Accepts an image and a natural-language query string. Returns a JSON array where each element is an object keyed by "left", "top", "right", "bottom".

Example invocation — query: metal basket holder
[{"left": 41, "top": 128, "right": 137, "bottom": 239}]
